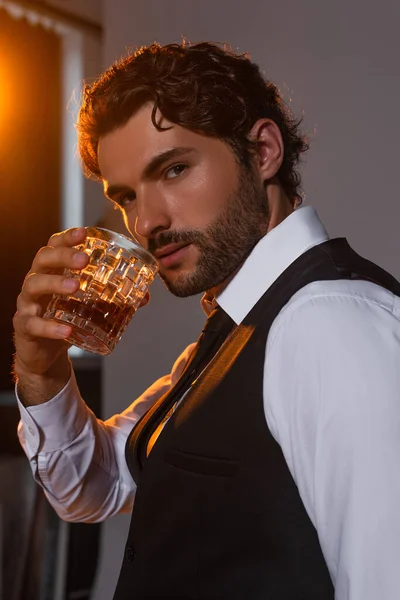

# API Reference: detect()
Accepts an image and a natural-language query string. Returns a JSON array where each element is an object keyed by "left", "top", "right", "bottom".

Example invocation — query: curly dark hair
[{"left": 77, "top": 41, "right": 308, "bottom": 205}]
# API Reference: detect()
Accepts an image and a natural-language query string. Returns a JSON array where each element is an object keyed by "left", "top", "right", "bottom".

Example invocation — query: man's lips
[
  {"left": 153, "top": 242, "right": 191, "bottom": 259},
  {"left": 153, "top": 243, "right": 192, "bottom": 268}
]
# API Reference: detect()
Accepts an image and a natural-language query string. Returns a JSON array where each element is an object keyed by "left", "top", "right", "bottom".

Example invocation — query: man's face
[{"left": 98, "top": 104, "right": 270, "bottom": 297}]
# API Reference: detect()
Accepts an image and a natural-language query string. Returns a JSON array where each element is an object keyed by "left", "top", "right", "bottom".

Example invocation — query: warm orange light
[
  {"left": 175, "top": 324, "right": 255, "bottom": 426},
  {"left": 0, "top": 59, "right": 13, "bottom": 138}
]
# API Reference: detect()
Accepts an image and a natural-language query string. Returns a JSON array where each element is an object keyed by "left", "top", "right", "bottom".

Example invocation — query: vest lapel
[{"left": 126, "top": 306, "right": 235, "bottom": 482}]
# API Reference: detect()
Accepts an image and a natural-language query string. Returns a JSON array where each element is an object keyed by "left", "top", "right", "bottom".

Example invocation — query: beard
[{"left": 149, "top": 165, "right": 270, "bottom": 297}]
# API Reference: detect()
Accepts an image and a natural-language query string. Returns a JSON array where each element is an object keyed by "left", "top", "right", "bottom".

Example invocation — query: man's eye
[
  {"left": 117, "top": 193, "right": 136, "bottom": 208},
  {"left": 165, "top": 164, "right": 187, "bottom": 179}
]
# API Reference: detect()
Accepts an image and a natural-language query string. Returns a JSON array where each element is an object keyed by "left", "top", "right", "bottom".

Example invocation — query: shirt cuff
[{"left": 16, "top": 369, "right": 89, "bottom": 456}]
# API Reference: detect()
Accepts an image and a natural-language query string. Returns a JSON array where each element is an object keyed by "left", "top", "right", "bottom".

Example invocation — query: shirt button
[
  {"left": 28, "top": 426, "right": 35, "bottom": 436},
  {"left": 125, "top": 546, "right": 134, "bottom": 562}
]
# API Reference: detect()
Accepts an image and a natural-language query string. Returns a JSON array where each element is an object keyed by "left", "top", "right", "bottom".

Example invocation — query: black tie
[
  {"left": 186, "top": 304, "right": 236, "bottom": 380},
  {"left": 144, "top": 305, "right": 235, "bottom": 457}
]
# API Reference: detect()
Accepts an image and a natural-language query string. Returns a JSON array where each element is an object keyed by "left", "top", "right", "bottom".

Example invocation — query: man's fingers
[
  {"left": 18, "top": 273, "right": 80, "bottom": 305},
  {"left": 14, "top": 312, "right": 72, "bottom": 340},
  {"left": 48, "top": 227, "right": 87, "bottom": 248},
  {"left": 31, "top": 245, "right": 89, "bottom": 274}
]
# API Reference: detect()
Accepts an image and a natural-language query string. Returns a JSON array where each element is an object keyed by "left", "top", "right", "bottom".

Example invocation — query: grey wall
[
  {"left": 43, "top": 0, "right": 102, "bottom": 26},
  {"left": 92, "top": 1, "right": 400, "bottom": 598}
]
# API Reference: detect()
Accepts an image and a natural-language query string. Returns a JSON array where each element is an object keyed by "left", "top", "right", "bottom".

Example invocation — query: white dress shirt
[{"left": 17, "top": 206, "right": 400, "bottom": 599}]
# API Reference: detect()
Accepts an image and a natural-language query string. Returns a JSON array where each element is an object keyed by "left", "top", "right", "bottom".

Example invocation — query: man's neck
[{"left": 207, "top": 196, "right": 295, "bottom": 302}]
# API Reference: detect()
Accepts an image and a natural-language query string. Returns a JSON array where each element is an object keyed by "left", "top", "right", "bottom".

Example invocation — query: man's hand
[
  {"left": 13, "top": 227, "right": 90, "bottom": 403},
  {"left": 13, "top": 227, "right": 151, "bottom": 404}
]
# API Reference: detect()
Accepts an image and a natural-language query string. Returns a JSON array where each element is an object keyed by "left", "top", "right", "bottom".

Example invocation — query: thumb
[{"left": 139, "top": 291, "right": 150, "bottom": 308}]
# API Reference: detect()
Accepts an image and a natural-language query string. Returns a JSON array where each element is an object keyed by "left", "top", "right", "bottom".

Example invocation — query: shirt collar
[{"left": 200, "top": 206, "right": 330, "bottom": 323}]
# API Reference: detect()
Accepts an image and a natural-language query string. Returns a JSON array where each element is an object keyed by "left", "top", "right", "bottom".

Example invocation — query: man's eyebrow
[
  {"left": 104, "top": 146, "right": 196, "bottom": 200},
  {"left": 104, "top": 147, "right": 196, "bottom": 201},
  {"left": 141, "top": 146, "right": 196, "bottom": 179}
]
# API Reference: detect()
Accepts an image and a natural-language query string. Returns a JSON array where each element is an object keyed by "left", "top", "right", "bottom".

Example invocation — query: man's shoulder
[
  {"left": 267, "top": 277, "right": 400, "bottom": 352},
  {"left": 288, "top": 277, "right": 398, "bottom": 311}
]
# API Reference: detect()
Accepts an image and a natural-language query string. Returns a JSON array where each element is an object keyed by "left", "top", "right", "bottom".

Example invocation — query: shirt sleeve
[
  {"left": 263, "top": 289, "right": 400, "bottom": 600},
  {"left": 16, "top": 342, "right": 196, "bottom": 523}
]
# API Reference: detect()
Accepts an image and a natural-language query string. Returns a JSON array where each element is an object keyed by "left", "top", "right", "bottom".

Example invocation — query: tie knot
[{"left": 202, "top": 305, "right": 235, "bottom": 338}]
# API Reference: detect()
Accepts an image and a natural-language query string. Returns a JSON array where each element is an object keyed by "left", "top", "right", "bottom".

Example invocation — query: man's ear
[{"left": 249, "top": 119, "right": 284, "bottom": 182}]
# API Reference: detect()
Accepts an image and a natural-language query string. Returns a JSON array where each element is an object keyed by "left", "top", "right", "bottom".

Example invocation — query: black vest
[{"left": 114, "top": 238, "right": 400, "bottom": 600}]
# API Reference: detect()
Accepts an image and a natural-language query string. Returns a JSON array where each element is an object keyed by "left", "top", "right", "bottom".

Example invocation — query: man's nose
[{"left": 133, "top": 190, "right": 171, "bottom": 240}]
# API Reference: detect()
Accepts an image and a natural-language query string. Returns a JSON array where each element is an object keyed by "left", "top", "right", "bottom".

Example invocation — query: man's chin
[
  {"left": 159, "top": 265, "right": 235, "bottom": 298},
  {"left": 158, "top": 270, "right": 207, "bottom": 298}
]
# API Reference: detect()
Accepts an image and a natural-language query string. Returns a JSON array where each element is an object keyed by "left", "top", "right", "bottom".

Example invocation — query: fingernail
[
  {"left": 63, "top": 278, "right": 78, "bottom": 291},
  {"left": 56, "top": 325, "right": 70, "bottom": 337},
  {"left": 73, "top": 251, "right": 87, "bottom": 266},
  {"left": 72, "top": 227, "right": 85, "bottom": 238}
]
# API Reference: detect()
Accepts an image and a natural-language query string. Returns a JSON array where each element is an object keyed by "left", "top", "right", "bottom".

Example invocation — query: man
[{"left": 13, "top": 42, "right": 400, "bottom": 599}]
